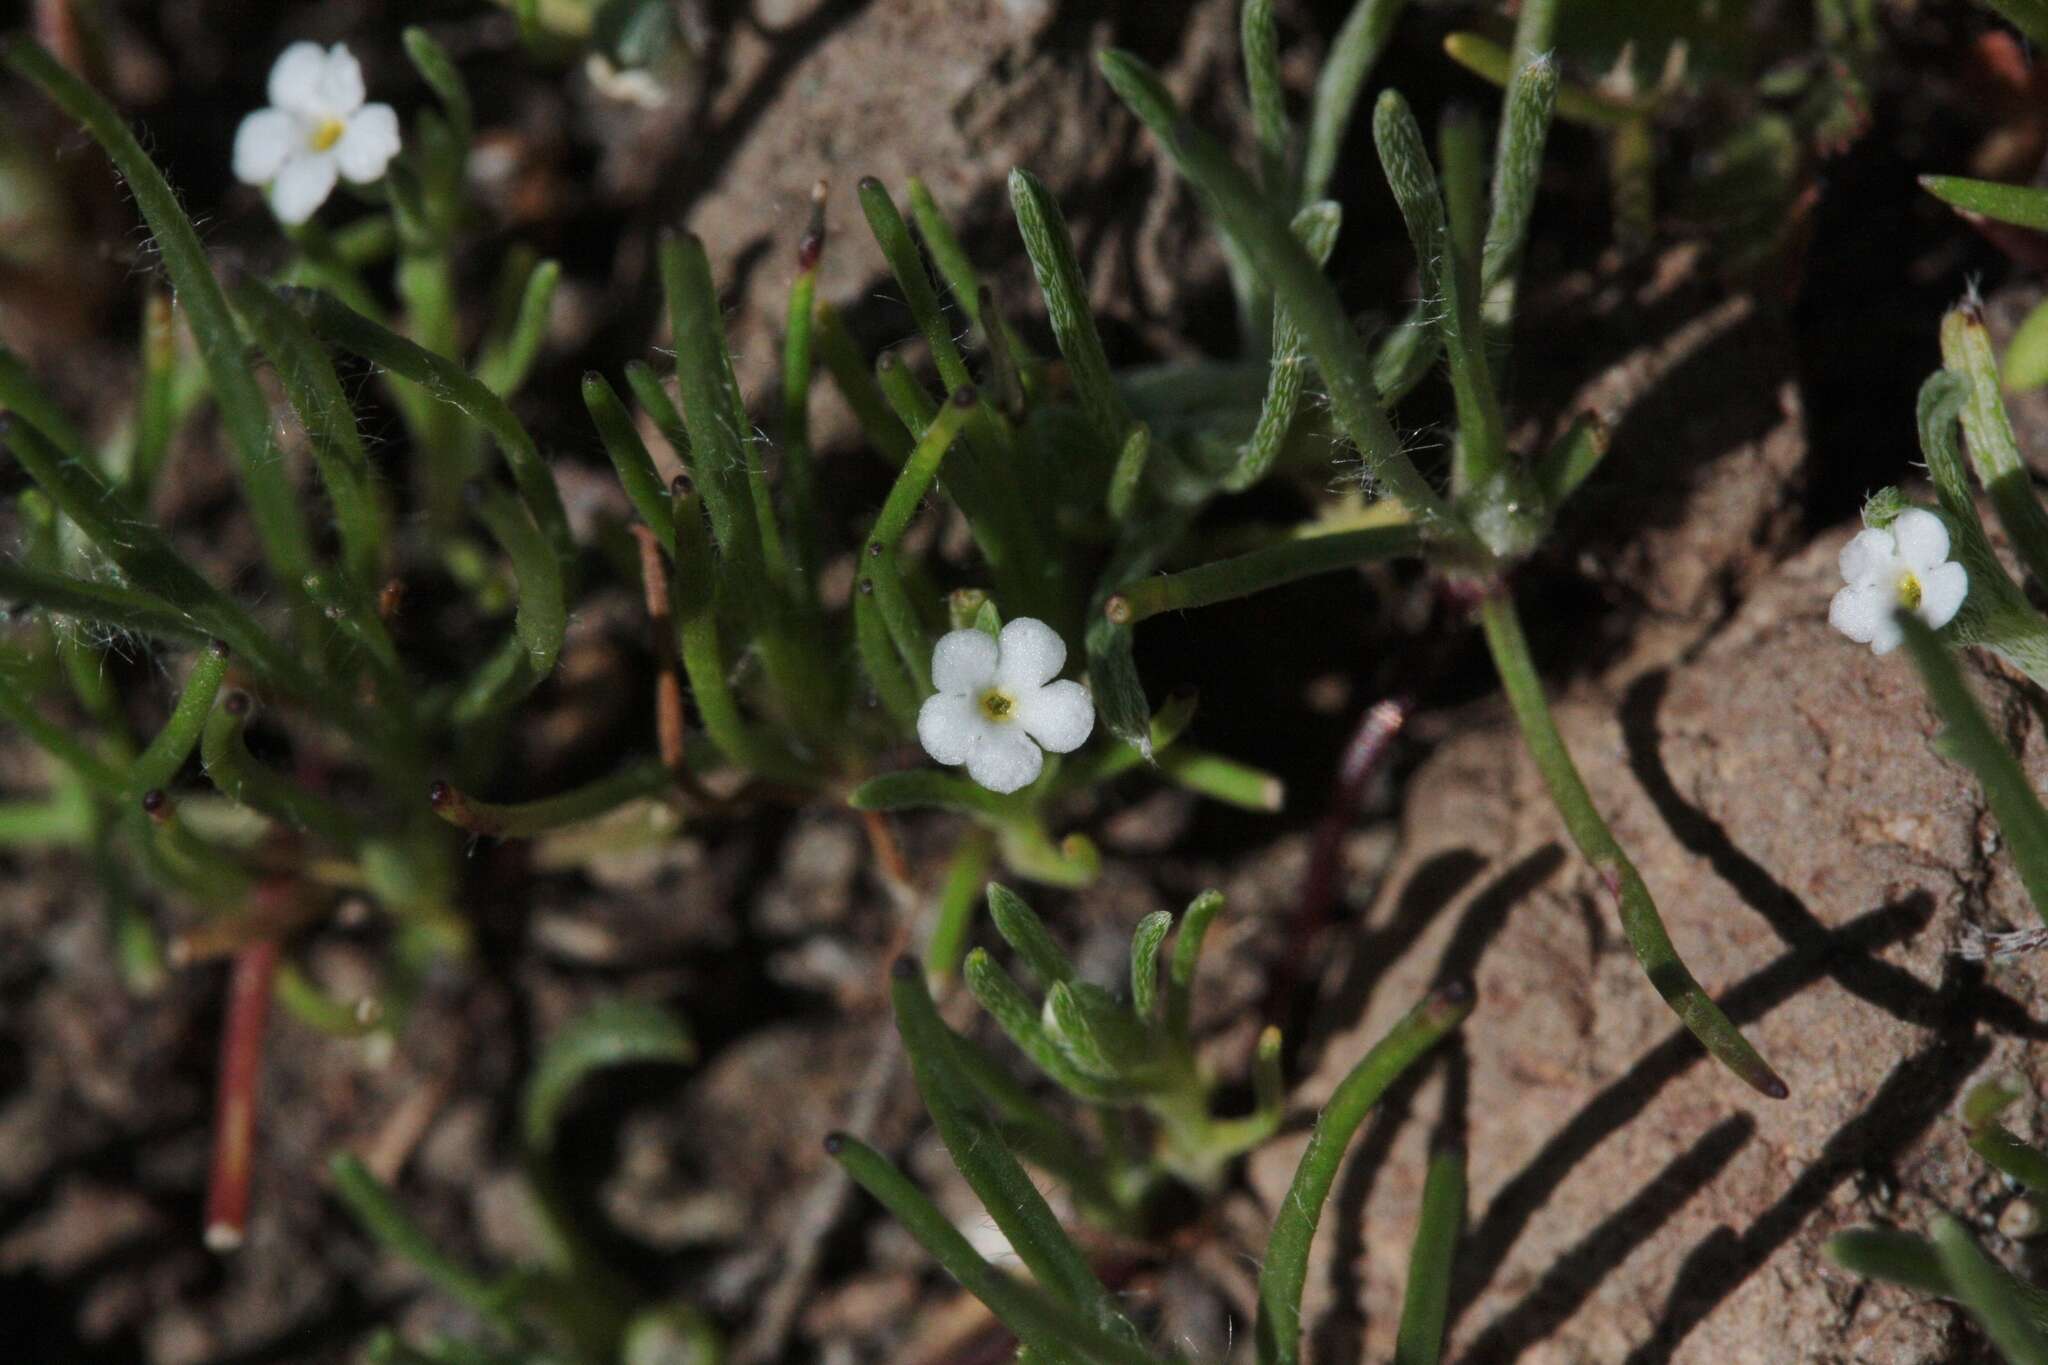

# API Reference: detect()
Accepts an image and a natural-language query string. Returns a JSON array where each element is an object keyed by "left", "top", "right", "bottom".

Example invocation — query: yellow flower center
[
  {"left": 310, "top": 118, "right": 346, "bottom": 152},
  {"left": 1895, "top": 570, "right": 1922, "bottom": 612},
  {"left": 978, "top": 688, "right": 1015, "bottom": 723}
]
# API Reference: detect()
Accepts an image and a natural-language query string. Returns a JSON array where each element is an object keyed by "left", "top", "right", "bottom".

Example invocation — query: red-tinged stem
[
  {"left": 205, "top": 936, "right": 281, "bottom": 1252},
  {"left": 1268, "top": 695, "right": 1412, "bottom": 1026}
]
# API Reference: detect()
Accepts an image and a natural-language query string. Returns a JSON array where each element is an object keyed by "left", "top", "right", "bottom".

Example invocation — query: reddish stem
[
  {"left": 204, "top": 937, "right": 281, "bottom": 1252},
  {"left": 1269, "top": 695, "right": 1413, "bottom": 1025}
]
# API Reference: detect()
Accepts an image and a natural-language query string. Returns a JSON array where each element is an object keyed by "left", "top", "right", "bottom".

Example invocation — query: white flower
[
  {"left": 233, "top": 42, "right": 401, "bottom": 226},
  {"left": 1828, "top": 507, "right": 1968, "bottom": 654},
  {"left": 917, "top": 618, "right": 1095, "bottom": 794}
]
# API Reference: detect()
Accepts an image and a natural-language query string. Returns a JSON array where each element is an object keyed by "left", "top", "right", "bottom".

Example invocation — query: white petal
[
  {"left": 1837, "top": 528, "right": 1897, "bottom": 589},
  {"left": 335, "top": 104, "right": 401, "bottom": 183},
  {"left": 268, "top": 152, "right": 337, "bottom": 225},
  {"left": 1829, "top": 583, "right": 1888, "bottom": 644},
  {"left": 1916, "top": 561, "right": 1969, "bottom": 629},
  {"left": 917, "top": 691, "right": 985, "bottom": 766},
  {"left": 995, "top": 617, "right": 1066, "bottom": 690},
  {"left": 268, "top": 42, "right": 332, "bottom": 116},
  {"left": 232, "top": 108, "right": 295, "bottom": 185},
  {"left": 930, "top": 628, "right": 999, "bottom": 694},
  {"left": 1892, "top": 508, "right": 1951, "bottom": 573},
  {"left": 966, "top": 727, "right": 1043, "bottom": 794},
  {"left": 315, "top": 43, "right": 367, "bottom": 116},
  {"left": 1015, "top": 679, "right": 1094, "bottom": 753},
  {"left": 1867, "top": 613, "right": 1904, "bottom": 655}
]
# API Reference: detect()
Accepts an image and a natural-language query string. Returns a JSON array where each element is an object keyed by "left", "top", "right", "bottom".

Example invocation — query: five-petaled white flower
[
  {"left": 1829, "top": 507, "right": 1967, "bottom": 655},
  {"left": 234, "top": 42, "right": 401, "bottom": 226},
  {"left": 918, "top": 618, "right": 1095, "bottom": 794}
]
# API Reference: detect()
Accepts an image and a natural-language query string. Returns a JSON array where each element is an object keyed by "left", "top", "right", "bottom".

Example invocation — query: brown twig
[
  {"left": 631, "top": 524, "right": 690, "bottom": 780},
  {"left": 204, "top": 937, "right": 281, "bottom": 1252}
]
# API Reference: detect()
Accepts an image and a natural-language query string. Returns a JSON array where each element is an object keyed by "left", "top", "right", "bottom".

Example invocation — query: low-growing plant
[
  {"left": 1824, "top": 301, "right": 2048, "bottom": 956},
  {"left": 833, "top": 883, "right": 1475, "bottom": 1365},
  {"left": 1827, "top": 1076, "right": 2048, "bottom": 1363}
]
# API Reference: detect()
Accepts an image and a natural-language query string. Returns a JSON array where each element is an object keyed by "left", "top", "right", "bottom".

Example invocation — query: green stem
[
  {"left": 925, "top": 825, "right": 996, "bottom": 984},
  {"left": 1478, "top": 589, "right": 1786, "bottom": 1098}
]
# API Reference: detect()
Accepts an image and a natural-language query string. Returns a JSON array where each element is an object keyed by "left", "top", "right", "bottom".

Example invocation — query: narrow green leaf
[
  {"left": 1394, "top": 1149, "right": 1465, "bottom": 1365},
  {"left": 583, "top": 372, "right": 674, "bottom": 555},
  {"left": 1303, "top": 0, "right": 1410, "bottom": 205},
  {"left": 128, "top": 640, "right": 230, "bottom": 796},
  {"left": 1130, "top": 910, "right": 1172, "bottom": 1022},
  {"left": 814, "top": 299, "right": 914, "bottom": 465},
  {"left": 1257, "top": 983, "right": 1473, "bottom": 1365},
  {"left": 0, "top": 561, "right": 207, "bottom": 648},
  {"left": 1897, "top": 612, "right": 2048, "bottom": 925},
  {"left": 890, "top": 961, "right": 1136, "bottom": 1338},
  {"left": 470, "top": 480, "right": 565, "bottom": 687},
  {"left": 1158, "top": 745, "right": 1284, "bottom": 812},
  {"left": 2007, "top": 295, "right": 2048, "bottom": 393},
  {"left": 1166, "top": 889, "right": 1225, "bottom": 1041},
  {"left": 1108, "top": 525, "right": 1423, "bottom": 625},
  {"left": 1098, "top": 50, "right": 1453, "bottom": 526},
  {"left": 1825, "top": 1228, "right": 1953, "bottom": 1299},
  {"left": 401, "top": 26, "right": 473, "bottom": 148},
  {"left": 987, "top": 882, "right": 1075, "bottom": 989},
  {"left": 232, "top": 281, "right": 389, "bottom": 598},
  {"left": 1479, "top": 590, "right": 1786, "bottom": 1097},
  {"left": 1942, "top": 306, "right": 2048, "bottom": 593},
  {"left": 4, "top": 41, "right": 316, "bottom": 601},
  {"left": 329, "top": 1154, "right": 519, "bottom": 1335},
  {"left": 1534, "top": 412, "right": 1610, "bottom": 511},
  {"left": 476, "top": 258, "right": 560, "bottom": 398},
  {"left": 1227, "top": 202, "right": 1341, "bottom": 492},
  {"left": 1242, "top": 0, "right": 1291, "bottom": 198},
  {"left": 1482, "top": 55, "right": 1559, "bottom": 330},
  {"left": 848, "top": 769, "right": 1014, "bottom": 820},
  {"left": 1923, "top": 174, "right": 2048, "bottom": 231},
  {"left": 523, "top": 998, "right": 695, "bottom": 1155},
  {"left": 964, "top": 948, "right": 1121, "bottom": 1103},
  {"left": 1933, "top": 1214, "right": 2048, "bottom": 1365},
  {"left": 827, "top": 1135, "right": 1159, "bottom": 1365},
  {"left": 295, "top": 289, "right": 576, "bottom": 582},
  {"left": 659, "top": 233, "right": 791, "bottom": 599},
  {"left": 1011, "top": 166, "right": 1132, "bottom": 458}
]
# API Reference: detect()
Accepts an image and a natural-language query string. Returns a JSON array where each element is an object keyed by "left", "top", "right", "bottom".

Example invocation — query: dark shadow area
[
  {"left": 1289, "top": 847, "right": 1484, "bottom": 1079},
  {"left": 1625, "top": 1002, "right": 1993, "bottom": 1363},
  {"left": 1461, "top": 1114, "right": 1757, "bottom": 1365},
  {"left": 1621, "top": 668, "right": 2048, "bottom": 1041},
  {"left": 1443, "top": 891, "right": 1934, "bottom": 1334}
]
